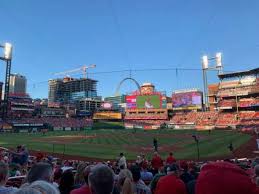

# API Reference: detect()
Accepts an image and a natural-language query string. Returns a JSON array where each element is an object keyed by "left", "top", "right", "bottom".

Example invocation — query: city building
[
  {"left": 77, "top": 97, "right": 102, "bottom": 116},
  {"left": 9, "top": 74, "right": 27, "bottom": 95},
  {"left": 48, "top": 77, "right": 99, "bottom": 115},
  {"left": 104, "top": 95, "right": 126, "bottom": 110},
  {"left": 48, "top": 77, "right": 98, "bottom": 104}
]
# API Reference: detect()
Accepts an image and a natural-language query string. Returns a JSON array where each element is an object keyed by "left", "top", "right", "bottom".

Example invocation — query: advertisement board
[
  {"left": 93, "top": 112, "right": 122, "bottom": 120},
  {"left": 101, "top": 102, "right": 113, "bottom": 109},
  {"left": 136, "top": 95, "right": 161, "bottom": 109},
  {"left": 126, "top": 95, "right": 137, "bottom": 109},
  {"left": 172, "top": 91, "right": 202, "bottom": 108}
]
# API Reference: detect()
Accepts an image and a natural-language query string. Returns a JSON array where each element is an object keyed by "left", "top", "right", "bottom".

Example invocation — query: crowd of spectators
[
  {"left": 124, "top": 120, "right": 166, "bottom": 127},
  {"left": 169, "top": 111, "right": 259, "bottom": 130},
  {"left": 10, "top": 118, "right": 93, "bottom": 128},
  {"left": 1, "top": 145, "right": 259, "bottom": 194}
]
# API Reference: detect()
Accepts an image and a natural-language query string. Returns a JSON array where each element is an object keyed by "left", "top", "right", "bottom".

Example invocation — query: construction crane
[{"left": 54, "top": 64, "right": 96, "bottom": 78}]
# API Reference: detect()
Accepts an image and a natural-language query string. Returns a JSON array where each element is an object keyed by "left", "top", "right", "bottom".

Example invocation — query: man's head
[
  {"left": 166, "top": 164, "right": 180, "bottom": 177},
  {"left": 26, "top": 162, "right": 53, "bottom": 184},
  {"left": 0, "top": 161, "right": 9, "bottom": 185},
  {"left": 88, "top": 164, "right": 114, "bottom": 194},
  {"left": 130, "top": 165, "right": 141, "bottom": 182},
  {"left": 120, "top": 153, "right": 124, "bottom": 157},
  {"left": 169, "top": 152, "right": 173, "bottom": 156}
]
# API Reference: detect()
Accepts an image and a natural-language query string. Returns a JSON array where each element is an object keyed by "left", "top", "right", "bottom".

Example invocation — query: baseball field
[{"left": 0, "top": 128, "right": 254, "bottom": 161}]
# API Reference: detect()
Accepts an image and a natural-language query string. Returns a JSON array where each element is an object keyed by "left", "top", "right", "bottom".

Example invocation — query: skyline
[{"left": 0, "top": 0, "right": 259, "bottom": 99}]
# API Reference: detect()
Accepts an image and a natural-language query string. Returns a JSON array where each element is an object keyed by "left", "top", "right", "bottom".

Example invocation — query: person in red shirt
[
  {"left": 151, "top": 152, "right": 163, "bottom": 175},
  {"left": 155, "top": 164, "right": 187, "bottom": 194},
  {"left": 166, "top": 152, "right": 176, "bottom": 165},
  {"left": 196, "top": 161, "right": 259, "bottom": 194},
  {"left": 71, "top": 165, "right": 93, "bottom": 194}
]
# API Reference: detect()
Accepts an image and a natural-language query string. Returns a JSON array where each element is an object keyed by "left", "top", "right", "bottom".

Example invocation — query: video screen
[
  {"left": 172, "top": 91, "right": 202, "bottom": 108},
  {"left": 126, "top": 95, "right": 137, "bottom": 109},
  {"left": 136, "top": 95, "right": 161, "bottom": 109}
]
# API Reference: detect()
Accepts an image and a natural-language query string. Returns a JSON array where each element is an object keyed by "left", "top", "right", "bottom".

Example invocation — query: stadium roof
[{"left": 218, "top": 68, "right": 259, "bottom": 79}]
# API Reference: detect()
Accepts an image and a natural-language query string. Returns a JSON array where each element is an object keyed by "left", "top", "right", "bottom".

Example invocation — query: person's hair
[
  {"left": 14, "top": 187, "right": 42, "bottom": 194},
  {"left": 118, "top": 169, "right": 133, "bottom": 182},
  {"left": 121, "top": 178, "right": 134, "bottom": 194},
  {"left": 75, "top": 162, "right": 88, "bottom": 185},
  {"left": 59, "top": 170, "right": 74, "bottom": 193},
  {"left": 26, "top": 162, "right": 53, "bottom": 183},
  {"left": 130, "top": 165, "right": 141, "bottom": 182},
  {"left": 120, "top": 153, "right": 124, "bottom": 156},
  {"left": 0, "top": 161, "right": 8, "bottom": 183},
  {"left": 170, "top": 152, "right": 173, "bottom": 156},
  {"left": 30, "top": 180, "right": 60, "bottom": 194},
  {"left": 83, "top": 165, "right": 93, "bottom": 185},
  {"left": 89, "top": 164, "right": 114, "bottom": 194}
]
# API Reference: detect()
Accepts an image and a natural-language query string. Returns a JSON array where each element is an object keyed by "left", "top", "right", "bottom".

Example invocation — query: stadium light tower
[
  {"left": 0, "top": 42, "right": 13, "bottom": 119},
  {"left": 201, "top": 52, "right": 223, "bottom": 111}
]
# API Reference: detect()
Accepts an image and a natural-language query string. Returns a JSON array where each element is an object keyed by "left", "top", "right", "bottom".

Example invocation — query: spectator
[
  {"left": 59, "top": 169, "right": 75, "bottom": 194},
  {"left": 53, "top": 168, "right": 63, "bottom": 187},
  {"left": 74, "top": 162, "right": 88, "bottom": 187},
  {"left": 136, "top": 156, "right": 142, "bottom": 166},
  {"left": 71, "top": 165, "right": 93, "bottom": 194},
  {"left": 29, "top": 180, "right": 60, "bottom": 194},
  {"left": 151, "top": 152, "right": 163, "bottom": 175},
  {"left": 130, "top": 165, "right": 151, "bottom": 194},
  {"left": 140, "top": 165, "right": 153, "bottom": 182},
  {"left": 88, "top": 164, "right": 114, "bottom": 194},
  {"left": 180, "top": 161, "right": 194, "bottom": 184},
  {"left": 155, "top": 164, "right": 187, "bottom": 194},
  {"left": 26, "top": 162, "right": 53, "bottom": 184},
  {"left": 0, "top": 161, "right": 18, "bottom": 194},
  {"left": 150, "top": 166, "right": 166, "bottom": 193},
  {"left": 141, "top": 154, "right": 148, "bottom": 169},
  {"left": 166, "top": 152, "right": 176, "bottom": 165},
  {"left": 195, "top": 161, "right": 258, "bottom": 194},
  {"left": 11, "top": 145, "right": 29, "bottom": 167},
  {"left": 118, "top": 153, "right": 127, "bottom": 169},
  {"left": 117, "top": 169, "right": 134, "bottom": 194},
  {"left": 14, "top": 187, "right": 42, "bottom": 194}
]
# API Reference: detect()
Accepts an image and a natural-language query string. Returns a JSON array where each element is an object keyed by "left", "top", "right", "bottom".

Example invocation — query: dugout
[{"left": 11, "top": 123, "right": 47, "bottom": 133}]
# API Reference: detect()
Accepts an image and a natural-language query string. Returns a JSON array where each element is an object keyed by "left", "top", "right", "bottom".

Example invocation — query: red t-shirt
[
  {"left": 70, "top": 185, "right": 91, "bottom": 194},
  {"left": 155, "top": 174, "right": 187, "bottom": 194},
  {"left": 152, "top": 156, "right": 163, "bottom": 170},
  {"left": 166, "top": 156, "right": 176, "bottom": 164}
]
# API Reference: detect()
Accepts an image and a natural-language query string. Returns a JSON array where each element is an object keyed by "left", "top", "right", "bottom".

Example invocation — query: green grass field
[{"left": 0, "top": 129, "right": 252, "bottom": 160}]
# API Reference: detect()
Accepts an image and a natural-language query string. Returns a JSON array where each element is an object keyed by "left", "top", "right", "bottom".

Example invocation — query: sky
[{"left": 0, "top": 0, "right": 259, "bottom": 99}]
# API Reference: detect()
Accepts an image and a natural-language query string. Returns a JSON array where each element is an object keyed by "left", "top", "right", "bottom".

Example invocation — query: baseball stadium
[
  {"left": 1, "top": 2, "right": 259, "bottom": 192},
  {"left": 1, "top": 68, "right": 259, "bottom": 162}
]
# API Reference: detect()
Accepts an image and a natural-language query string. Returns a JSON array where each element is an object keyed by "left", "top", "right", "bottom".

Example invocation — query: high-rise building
[
  {"left": 48, "top": 77, "right": 98, "bottom": 105},
  {"left": 9, "top": 74, "right": 27, "bottom": 95},
  {"left": 104, "top": 95, "right": 126, "bottom": 110}
]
